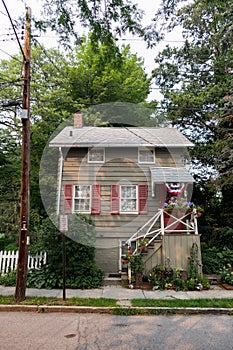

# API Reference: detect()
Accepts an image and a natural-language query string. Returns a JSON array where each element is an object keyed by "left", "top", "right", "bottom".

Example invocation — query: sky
[{"left": 0, "top": 0, "right": 184, "bottom": 101}]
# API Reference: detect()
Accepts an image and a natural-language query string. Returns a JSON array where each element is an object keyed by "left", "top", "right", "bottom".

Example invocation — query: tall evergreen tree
[{"left": 151, "top": 0, "right": 233, "bottom": 226}]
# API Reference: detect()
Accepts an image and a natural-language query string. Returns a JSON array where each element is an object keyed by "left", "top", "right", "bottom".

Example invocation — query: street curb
[{"left": 0, "top": 304, "right": 232, "bottom": 315}]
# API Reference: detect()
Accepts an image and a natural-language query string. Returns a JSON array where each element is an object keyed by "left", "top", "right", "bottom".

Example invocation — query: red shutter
[
  {"left": 91, "top": 184, "right": 100, "bottom": 214},
  {"left": 111, "top": 184, "right": 119, "bottom": 214},
  {"left": 138, "top": 184, "right": 148, "bottom": 214},
  {"left": 63, "top": 184, "right": 73, "bottom": 213}
]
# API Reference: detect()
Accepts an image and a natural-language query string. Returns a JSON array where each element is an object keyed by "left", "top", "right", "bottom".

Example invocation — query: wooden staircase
[{"left": 120, "top": 209, "right": 201, "bottom": 283}]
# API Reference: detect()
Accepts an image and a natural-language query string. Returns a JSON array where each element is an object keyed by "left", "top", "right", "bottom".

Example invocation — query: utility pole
[{"left": 15, "top": 7, "right": 31, "bottom": 302}]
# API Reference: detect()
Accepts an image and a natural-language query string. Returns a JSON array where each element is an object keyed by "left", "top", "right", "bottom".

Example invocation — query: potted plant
[
  {"left": 137, "top": 237, "right": 149, "bottom": 251},
  {"left": 163, "top": 199, "right": 204, "bottom": 213},
  {"left": 195, "top": 206, "right": 204, "bottom": 217},
  {"left": 129, "top": 254, "right": 144, "bottom": 286},
  {"left": 121, "top": 246, "right": 132, "bottom": 264}
]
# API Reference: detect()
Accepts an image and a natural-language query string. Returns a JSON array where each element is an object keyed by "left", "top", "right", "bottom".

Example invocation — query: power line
[
  {"left": 29, "top": 97, "right": 221, "bottom": 112},
  {"left": 119, "top": 38, "right": 185, "bottom": 43},
  {"left": 0, "top": 31, "right": 24, "bottom": 42},
  {"left": 1, "top": 0, "right": 25, "bottom": 60},
  {"left": 0, "top": 9, "right": 20, "bottom": 27},
  {"left": 0, "top": 47, "right": 23, "bottom": 62},
  {"left": 0, "top": 10, "right": 7, "bottom": 17},
  {"left": 32, "top": 38, "right": 65, "bottom": 74}
]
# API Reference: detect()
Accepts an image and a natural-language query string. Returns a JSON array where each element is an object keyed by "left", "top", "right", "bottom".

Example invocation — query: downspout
[{"left": 56, "top": 147, "right": 64, "bottom": 215}]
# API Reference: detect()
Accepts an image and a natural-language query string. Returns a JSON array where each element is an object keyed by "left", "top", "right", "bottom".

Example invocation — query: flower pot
[
  {"left": 164, "top": 210, "right": 184, "bottom": 232},
  {"left": 138, "top": 245, "right": 147, "bottom": 252},
  {"left": 121, "top": 259, "right": 129, "bottom": 265}
]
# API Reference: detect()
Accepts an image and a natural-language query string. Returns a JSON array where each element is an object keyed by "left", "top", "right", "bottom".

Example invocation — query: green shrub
[
  {"left": 201, "top": 243, "right": 233, "bottom": 274},
  {"left": 200, "top": 226, "right": 233, "bottom": 250},
  {"left": 0, "top": 270, "right": 17, "bottom": 286},
  {"left": 214, "top": 227, "right": 233, "bottom": 250},
  {"left": 201, "top": 244, "right": 221, "bottom": 274},
  {"left": 220, "top": 264, "right": 233, "bottom": 285},
  {"left": 148, "top": 265, "right": 209, "bottom": 291},
  {"left": 26, "top": 215, "right": 104, "bottom": 289},
  {"left": 27, "top": 267, "right": 62, "bottom": 289},
  {"left": 148, "top": 244, "right": 210, "bottom": 291},
  {"left": 217, "top": 249, "right": 233, "bottom": 267}
]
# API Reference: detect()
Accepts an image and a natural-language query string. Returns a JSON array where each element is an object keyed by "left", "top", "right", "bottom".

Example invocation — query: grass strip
[
  {"left": 111, "top": 308, "right": 177, "bottom": 316},
  {"left": 0, "top": 295, "right": 117, "bottom": 307},
  {"left": 1, "top": 295, "right": 233, "bottom": 309},
  {"left": 131, "top": 298, "right": 233, "bottom": 308}
]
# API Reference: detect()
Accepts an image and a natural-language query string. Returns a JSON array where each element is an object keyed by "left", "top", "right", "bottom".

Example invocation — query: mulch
[
  {"left": 132, "top": 281, "right": 233, "bottom": 291},
  {"left": 220, "top": 283, "right": 233, "bottom": 290}
]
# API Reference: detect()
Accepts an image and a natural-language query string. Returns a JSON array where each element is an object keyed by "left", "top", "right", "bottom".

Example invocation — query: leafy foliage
[
  {"left": 220, "top": 264, "right": 233, "bottom": 286},
  {"left": 201, "top": 243, "right": 233, "bottom": 274},
  {"left": 0, "top": 270, "right": 17, "bottom": 287},
  {"left": 27, "top": 216, "right": 104, "bottom": 289},
  {"left": 152, "top": 0, "right": 233, "bottom": 227},
  {"left": 33, "top": 0, "right": 150, "bottom": 48},
  {"left": 200, "top": 226, "right": 233, "bottom": 250},
  {"left": 148, "top": 244, "right": 210, "bottom": 291},
  {"left": 0, "top": 41, "right": 152, "bottom": 248},
  {"left": 66, "top": 40, "right": 151, "bottom": 107},
  {"left": 148, "top": 265, "right": 210, "bottom": 292}
]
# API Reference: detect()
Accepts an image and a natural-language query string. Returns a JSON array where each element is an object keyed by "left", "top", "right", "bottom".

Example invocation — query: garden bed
[
  {"left": 131, "top": 282, "right": 154, "bottom": 290},
  {"left": 220, "top": 283, "right": 233, "bottom": 290}
]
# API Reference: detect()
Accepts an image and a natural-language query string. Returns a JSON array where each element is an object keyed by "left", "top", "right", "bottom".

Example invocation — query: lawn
[{"left": 0, "top": 295, "right": 233, "bottom": 309}]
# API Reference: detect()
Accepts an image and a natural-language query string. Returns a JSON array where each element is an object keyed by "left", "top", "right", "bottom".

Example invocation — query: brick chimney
[{"left": 74, "top": 112, "right": 83, "bottom": 128}]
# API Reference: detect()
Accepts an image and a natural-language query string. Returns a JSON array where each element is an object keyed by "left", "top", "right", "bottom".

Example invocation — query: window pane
[
  {"left": 139, "top": 149, "right": 154, "bottom": 163},
  {"left": 88, "top": 148, "right": 104, "bottom": 162},
  {"left": 74, "top": 185, "right": 91, "bottom": 212},
  {"left": 120, "top": 185, "right": 137, "bottom": 212}
]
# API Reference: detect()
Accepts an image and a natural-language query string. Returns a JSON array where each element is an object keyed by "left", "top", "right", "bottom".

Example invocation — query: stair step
[{"left": 103, "top": 273, "right": 122, "bottom": 286}]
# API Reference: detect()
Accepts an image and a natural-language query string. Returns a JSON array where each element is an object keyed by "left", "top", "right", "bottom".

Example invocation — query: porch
[{"left": 120, "top": 208, "right": 202, "bottom": 282}]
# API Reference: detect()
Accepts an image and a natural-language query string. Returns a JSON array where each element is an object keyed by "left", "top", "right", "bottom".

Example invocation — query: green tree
[
  {"left": 0, "top": 129, "right": 21, "bottom": 250},
  {"left": 33, "top": 0, "right": 150, "bottom": 48},
  {"left": 0, "top": 39, "right": 153, "bottom": 245},
  {"left": 67, "top": 40, "right": 150, "bottom": 105},
  {"left": 151, "top": 0, "right": 233, "bottom": 226}
]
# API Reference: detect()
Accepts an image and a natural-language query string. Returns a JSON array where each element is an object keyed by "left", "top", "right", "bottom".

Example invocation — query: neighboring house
[{"left": 49, "top": 113, "right": 202, "bottom": 275}]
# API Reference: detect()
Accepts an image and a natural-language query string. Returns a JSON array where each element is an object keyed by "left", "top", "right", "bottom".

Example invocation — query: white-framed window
[
  {"left": 74, "top": 185, "right": 91, "bottom": 213},
  {"left": 111, "top": 184, "right": 148, "bottom": 215},
  {"left": 138, "top": 148, "right": 155, "bottom": 164},
  {"left": 64, "top": 184, "right": 100, "bottom": 214},
  {"left": 120, "top": 185, "right": 138, "bottom": 213},
  {"left": 88, "top": 147, "right": 105, "bottom": 163}
]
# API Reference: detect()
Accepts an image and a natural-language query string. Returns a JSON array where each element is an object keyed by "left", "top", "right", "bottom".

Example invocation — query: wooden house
[{"left": 49, "top": 113, "right": 202, "bottom": 276}]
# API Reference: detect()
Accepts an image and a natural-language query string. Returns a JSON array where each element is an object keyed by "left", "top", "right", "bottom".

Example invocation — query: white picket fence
[{"left": 0, "top": 250, "right": 47, "bottom": 275}]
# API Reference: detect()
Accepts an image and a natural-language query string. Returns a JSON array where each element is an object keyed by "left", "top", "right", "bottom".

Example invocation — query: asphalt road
[{"left": 0, "top": 312, "right": 233, "bottom": 350}]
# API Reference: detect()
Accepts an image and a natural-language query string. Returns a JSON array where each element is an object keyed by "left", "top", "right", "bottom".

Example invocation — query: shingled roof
[
  {"left": 49, "top": 126, "right": 194, "bottom": 148},
  {"left": 150, "top": 167, "right": 194, "bottom": 183}
]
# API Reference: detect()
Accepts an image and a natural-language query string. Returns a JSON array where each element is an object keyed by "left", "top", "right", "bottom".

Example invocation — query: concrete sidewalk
[
  {"left": 1, "top": 284, "right": 233, "bottom": 315},
  {"left": 1, "top": 284, "right": 233, "bottom": 300}
]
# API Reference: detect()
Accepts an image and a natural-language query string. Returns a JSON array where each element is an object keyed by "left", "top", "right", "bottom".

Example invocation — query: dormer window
[
  {"left": 88, "top": 147, "right": 105, "bottom": 163},
  {"left": 138, "top": 148, "right": 155, "bottom": 164}
]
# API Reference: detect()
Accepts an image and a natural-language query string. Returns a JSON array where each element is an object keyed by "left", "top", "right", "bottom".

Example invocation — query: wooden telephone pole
[{"left": 15, "top": 7, "right": 31, "bottom": 302}]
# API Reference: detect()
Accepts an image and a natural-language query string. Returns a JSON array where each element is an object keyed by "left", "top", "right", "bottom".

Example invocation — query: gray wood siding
[
  {"left": 143, "top": 234, "right": 202, "bottom": 274},
  {"left": 95, "top": 245, "right": 119, "bottom": 273},
  {"left": 162, "top": 234, "right": 202, "bottom": 272},
  {"left": 155, "top": 148, "right": 184, "bottom": 167},
  {"left": 59, "top": 147, "right": 182, "bottom": 240}
]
